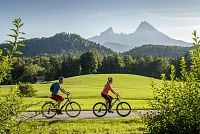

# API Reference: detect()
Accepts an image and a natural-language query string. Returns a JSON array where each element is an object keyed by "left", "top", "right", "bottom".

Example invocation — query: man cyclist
[
  {"left": 50, "top": 77, "right": 70, "bottom": 114},
  {"left": 101, "top": 77, "right": 119, "bottom": 113}
]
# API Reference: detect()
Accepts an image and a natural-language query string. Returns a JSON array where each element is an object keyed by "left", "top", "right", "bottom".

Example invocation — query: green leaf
[
  {"left": 17, "top": 43, "right": 26, "bottom": 47},
  {"left": 18, "top": 37, "right": 25, "bottom": 40},
  {"left": 193, "top": 30, "right": 197, "bottom": 37},
  {"left": 10, "top": 29, "right": 18, "bottom": 35},
  {"left": 198, "top": 40, "right": 200, "bottom": 45},
  {"left": 8, "top": 34, "right": 17, "bottom": 38},
  {"left": 14, "top": 51, "right": 23, "bottom": 55},
  {"left": 5, "top": 40, "right": 14, "bottom": 45},
  {"left": 19, "top": 23, "right": 24, "bottom": 27},
  {"left": 19, "top": 32, "right": 25, "bottom": 35},
  {"left": 4, "top": 48, "right": 11, "bottom": 55}
]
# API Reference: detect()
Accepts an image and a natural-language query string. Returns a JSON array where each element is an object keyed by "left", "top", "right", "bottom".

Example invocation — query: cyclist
[
  {"left": 50, "top": 77, "right": 70, "bottom": 114},
  {"left": 101, "top": 77, "right": 119, "bottom": 113}
]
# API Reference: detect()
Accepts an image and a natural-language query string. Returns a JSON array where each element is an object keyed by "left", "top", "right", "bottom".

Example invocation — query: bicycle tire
[
  {"left": 41, "top": 102, "right": 56, "bottom": 118},
  {"left": 116, "top": 102, "right": 131, "bottom": 117},
  {"left": 65, "top": 101, "right": 81, "bottom": 117},
  {"left": 93, "top": 102, "right": 107, "bottom": 117}
]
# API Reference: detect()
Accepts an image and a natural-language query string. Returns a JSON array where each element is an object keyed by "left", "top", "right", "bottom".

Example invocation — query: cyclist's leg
[
  {"left": 52, "top": 95, "right": 63, "bottom": 110},
  {"left": 107, "top": 95, "right": 113, "bottom": 110},
  {"left": 101, "top": 93, "right": 112, "bottom": 110}
]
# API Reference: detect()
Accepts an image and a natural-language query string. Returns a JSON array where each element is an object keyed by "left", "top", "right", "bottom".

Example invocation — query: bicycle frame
[
  {"left": 60, "top": 98, "right": 70, "bottom": 110},
  {"left": 49, "top": 97, "right": 71, "bottom": 110},
  {"left": 105, "top": 95, "right": 121, "bottom": 109}
]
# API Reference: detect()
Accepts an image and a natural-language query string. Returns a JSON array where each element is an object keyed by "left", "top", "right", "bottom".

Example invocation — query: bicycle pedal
[{"left": 108, "top": 110, "right": 114, "bottom": 113}]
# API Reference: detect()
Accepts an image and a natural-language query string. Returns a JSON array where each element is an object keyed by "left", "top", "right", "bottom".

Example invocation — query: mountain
[
  {"left": 124, "top": 44, "right": 191, "bottom": 57},
  {"left": 103, "top": 42, "right": 130, "bottom": 52},
  {"left": 89, "top": 21, "right": 191, "bottom": 52},
  {"left": 0, "top": 33, "right": 114, "bottom": 57}
]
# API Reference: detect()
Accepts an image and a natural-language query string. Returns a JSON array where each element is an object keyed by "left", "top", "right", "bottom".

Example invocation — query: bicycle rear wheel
[
  {"left": 41, "top": 102, "right": 56, "bottom": 118},
  {"left": 65, "top": 101, "right": 81, "bottom": 117},
  {"left": 116, "top": 102, "right": 131, "bottom": 117},
  {"left": 93, "top": 102, "right": 107, "bottom": 117}
]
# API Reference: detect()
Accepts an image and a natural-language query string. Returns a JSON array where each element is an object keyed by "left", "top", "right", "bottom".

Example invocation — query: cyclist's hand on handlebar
[
  {"left": 66, "top": 92, "right": 70, "bottom": 96},
  {"left": 116, "top": 93, "right": 120, "bottom": 97}
]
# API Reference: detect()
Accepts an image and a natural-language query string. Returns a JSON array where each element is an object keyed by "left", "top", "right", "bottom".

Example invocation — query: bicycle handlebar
[{"left": 65, "top": 93, "right": 72, "bottom": 99}]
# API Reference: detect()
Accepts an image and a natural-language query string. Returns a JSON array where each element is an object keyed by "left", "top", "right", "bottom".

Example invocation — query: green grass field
[
  {"left": 12, "top": 118, "right": 145, "bottom": 134},
  {"left": 0, "top": 74, "right": 162, "bottom": 111}
]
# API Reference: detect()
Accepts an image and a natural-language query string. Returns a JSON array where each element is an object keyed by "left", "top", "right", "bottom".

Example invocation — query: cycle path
[{"left": 22, "top": 110, "right": 150, "bottom": 120}]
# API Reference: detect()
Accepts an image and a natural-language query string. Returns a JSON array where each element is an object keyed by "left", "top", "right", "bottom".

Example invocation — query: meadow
[
  {"left": 11, "top": 118, "right": 145, "bottom": 134},
  {"left": 0, "top": 74, "right": 162, "bottom": 111}
]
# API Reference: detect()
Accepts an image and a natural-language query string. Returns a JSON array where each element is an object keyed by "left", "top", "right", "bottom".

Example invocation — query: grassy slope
[{"left": 0, "top": 74, "right": 162, "bottom": 110}]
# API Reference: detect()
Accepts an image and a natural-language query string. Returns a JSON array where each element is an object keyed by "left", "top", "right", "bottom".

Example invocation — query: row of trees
[{"left": 2, "top": 50, "right": 186, "bottom": 84}]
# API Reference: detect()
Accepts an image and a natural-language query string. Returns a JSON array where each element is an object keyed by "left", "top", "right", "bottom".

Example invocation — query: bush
[
  {"left": 143, "top": 31, "right": 200, "bottom": 134},
  {"left": 18, "top": 82, "right": 37, "bottom": 97},
  {"left": 0, "top": 87, "right": 25, "bottom": 133}
]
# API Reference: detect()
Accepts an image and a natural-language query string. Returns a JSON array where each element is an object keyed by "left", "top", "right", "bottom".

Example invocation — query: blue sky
[{"left": 1, "top": 0, "right": 200, "bottom": 43}]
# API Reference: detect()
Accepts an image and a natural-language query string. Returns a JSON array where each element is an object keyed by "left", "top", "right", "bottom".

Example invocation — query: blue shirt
[{"left": 52, "top": 83, "right": 62, "bottom": 95}]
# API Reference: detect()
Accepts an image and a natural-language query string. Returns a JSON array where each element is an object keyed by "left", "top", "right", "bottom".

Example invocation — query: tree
[
  {"left": 80, "top": 51, "right": 100, "bottom": 74},
  {"left": 62, "top": 56, "right": 81, "bottom": 77},
  {"left": 100, "top": 54, "right": 125, "bottom": 73},
  {"left": 144, "top": 31, "right": 200, "bottom": 133}
]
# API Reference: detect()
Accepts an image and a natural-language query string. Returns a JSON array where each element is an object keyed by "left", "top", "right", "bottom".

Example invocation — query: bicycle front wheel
[
  {"left": 93, "top": 102, "right": 107, "bottom": 117},
  {"left": 116, "top": 102, "right": 131, "bottom": 117},
  {"left": 41, "top": 102, "right": 56, "bottom": 118},
  {"left": 65, "top": 102, "right": 81, "bottom": 117}
]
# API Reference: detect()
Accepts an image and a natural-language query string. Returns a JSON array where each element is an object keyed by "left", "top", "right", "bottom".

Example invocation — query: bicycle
[
  {"left": 41, "top": 94, "right": 81, "bottom": 118},
  {"left": 93, "top": 95, "right": 131, "bottom": 117}
]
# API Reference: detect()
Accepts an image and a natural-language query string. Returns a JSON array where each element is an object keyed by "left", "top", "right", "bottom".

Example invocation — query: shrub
[
  {"left": 18, "top": 82, "right": 37, "bottom": 97},
  {"left": 143, "top": 31, "right": 200, "bottom": 134}
]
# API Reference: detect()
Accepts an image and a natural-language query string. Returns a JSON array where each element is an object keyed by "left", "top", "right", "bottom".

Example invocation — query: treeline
[
  {"left": 2, "top": 51, "right": 190, "bottom": 84},
  {"left": 124, "top": 44, "right": 191, "bottom": 57}
]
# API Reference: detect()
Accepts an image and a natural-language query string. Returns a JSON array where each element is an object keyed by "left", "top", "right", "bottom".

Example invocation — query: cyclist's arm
[
  {"left": 110, "top": 86, "right": 118, "bottom": 96},
  {"left": 60, "top": 88, "right": 70, "bottom": 95}
]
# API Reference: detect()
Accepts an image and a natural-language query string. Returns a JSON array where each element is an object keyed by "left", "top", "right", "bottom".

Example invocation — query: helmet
[
  {"left": 108, "top": 77, "right": 113, "bottom": 82},
  {"left": 59, "top": 77, "right": 64, "bottom": 82}
]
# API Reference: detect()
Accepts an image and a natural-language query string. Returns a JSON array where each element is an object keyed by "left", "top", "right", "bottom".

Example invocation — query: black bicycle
[
  {"left": 41, "top": 95, "right": 81, "bottom": 118},
  {"left": 93, "top": 95, "right": 131, "bottom": 117}
]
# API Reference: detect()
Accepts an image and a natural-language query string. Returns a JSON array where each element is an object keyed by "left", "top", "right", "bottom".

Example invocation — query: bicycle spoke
[
  {"left": 116, "top": 102, "right": 131, "bottom": 117},
  {"left": 41, "top": 102, "right": 56, "bottom": 118},
  {"left": 93, "top": 102, "right": 107, "bottom": 117},
  {"left": 65, "top": 102, "right": 81, "bottom": 117}
]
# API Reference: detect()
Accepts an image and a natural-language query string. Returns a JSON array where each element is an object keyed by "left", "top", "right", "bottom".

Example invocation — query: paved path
[{"left": 21, "top": 110, "right": 149, "bottom": 121}]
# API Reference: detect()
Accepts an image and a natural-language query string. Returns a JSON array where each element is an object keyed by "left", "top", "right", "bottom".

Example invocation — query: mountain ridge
[{"left": 89, "top": 21, "right": 191, "bottom": 52}]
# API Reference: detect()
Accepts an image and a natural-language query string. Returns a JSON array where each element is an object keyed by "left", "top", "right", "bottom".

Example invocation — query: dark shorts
[
  {"left": 101, "top": 93, "right": 113, "bottom": 102},
  {"left": 51, "top": 94, "right": 63, "bottom": 102}
]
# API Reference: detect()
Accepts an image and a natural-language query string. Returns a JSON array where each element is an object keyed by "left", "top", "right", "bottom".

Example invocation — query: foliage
[
  {"left": 18, "top": 82, "right": 37, "bottom": 97},
  {"left": 0, "top": 18, "right": 28, "bottom": 134},
  {"left": 11, "top": 118, "right": 144, "bottom": 134},
  {"left": 0, "top": 86, "right": 26, "bottom": 133},
  {"left": 62, "top": 56, "right": 81, "bottom": 77},
  {"left": 80, "top": 50, "right": 101, "bottom": 74},
  {"left": 0, "top": 18, "right": 25, "bottom": 83},
  {"left": 144, "top": 31, "right": 200, "bottom": 133}
]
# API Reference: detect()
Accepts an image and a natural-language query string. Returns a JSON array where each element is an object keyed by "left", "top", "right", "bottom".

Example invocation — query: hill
[
  {"left": 0, "top": 74, "right": 162, "bottom": 99},
  {"left": 0, "top": 33, "right": 114, "bottom": 57},
  {"left": 123, "top": 44, "right": 191, "bottom": 57}
]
